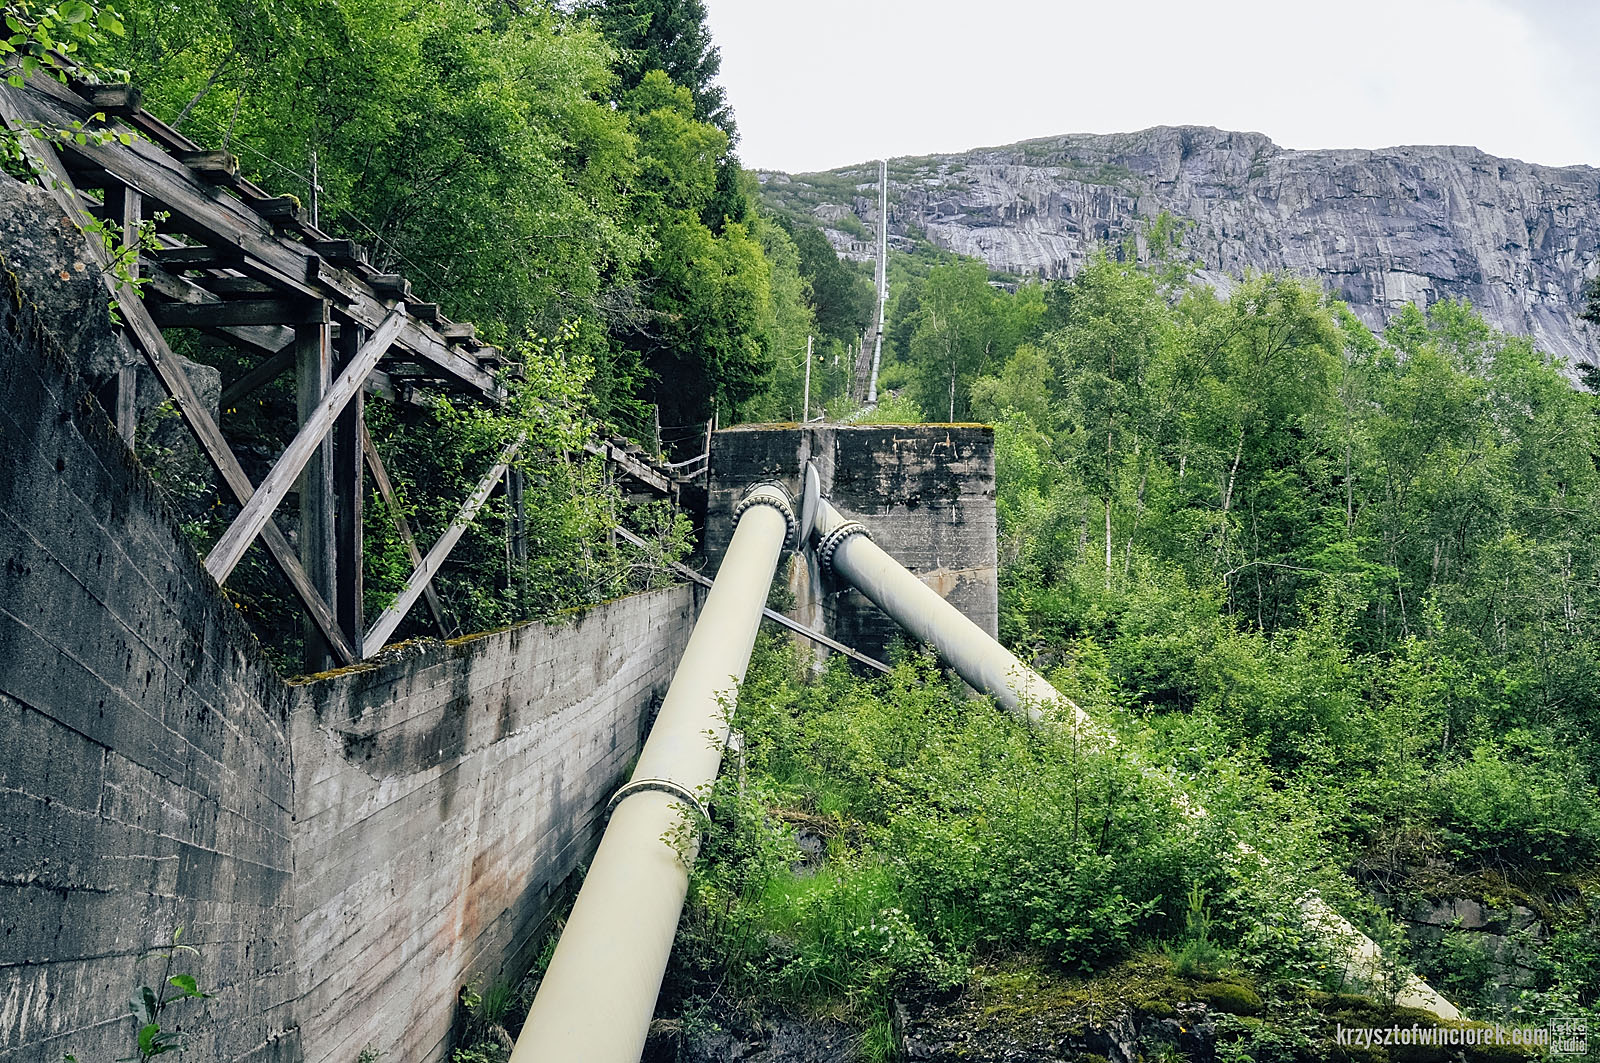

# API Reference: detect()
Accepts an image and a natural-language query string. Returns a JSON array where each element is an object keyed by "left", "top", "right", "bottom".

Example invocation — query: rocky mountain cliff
[{"left": 757, "top": 127, "right": 1600, "bottom": 369}]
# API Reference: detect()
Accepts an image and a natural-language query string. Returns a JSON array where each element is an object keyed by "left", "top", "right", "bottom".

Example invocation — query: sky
[{"left": 703, "top": 0, "right": 1600, "bottom": 174}]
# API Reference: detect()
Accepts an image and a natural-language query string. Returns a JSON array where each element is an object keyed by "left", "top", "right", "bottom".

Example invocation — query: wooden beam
[
  {"left": 201, "top": 276, "right": 279, "bottom": 297},
  {"left": 150, "top": 245, "right": 242, "bottom": 271},
  {"left": 360, "top": 422, "right": 451, "bottom": 637},
  {"left": 334, "top": 325, "right": 365, "bottom": 656},
  {"left": 256, "top": 196, "right": 300, "bottom": 226},
  {"left": 107, "top": 181, "right": 141, "bottom": 445},
  {"left": 371, "top": 274, "right": 411, "bottom": 299},
  {"left": 219, "top": 348, "right": 294, "bottom": 408},
  {"left": 440, "top": 323, "right": 475, "bottom": 343},
  {"left": 581, "top": 440, "right": 673, "bottom": 496},
  {"left": 0, "top": 97, "right": 358, "bottom": 664},
  {"left": 177, "top": 149, "right": 239, "bottom": 184},
  {"left": 205, "top": 306, "right": 406, "bottom": 585},
  {"left": 151, "top": 298, "right": 330, "bottom": 329},
  {"left": 364, "top": 434, "right": 522, "bottom": 652},
  {"left": 81, "top": 83, "right": 143, "bottom": 116},
  {"left": 313, "top": 239, "right": 367, "bottom": 267},
  {"left": 295, "top": 323, "right": 336, "bottom": 672}
]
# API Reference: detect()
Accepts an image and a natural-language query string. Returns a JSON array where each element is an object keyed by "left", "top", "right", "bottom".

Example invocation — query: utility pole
[
  {"left": 801, "top": 334, "right": 813, "bottom": 423},
  {"left": 309, "top": 147, "right": 320, "bottom": 229}
]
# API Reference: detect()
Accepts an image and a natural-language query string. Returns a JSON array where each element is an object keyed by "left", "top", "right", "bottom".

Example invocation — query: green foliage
[
  {"left": 658, "top": 636, "right": 1331, "bottom": 1038},
  {"left": 584, "top": 0, "right": 729, "bottom": 133},
  {"left": 894, "top": 258, "right": 1045, "bottom": 421},
  {"left": 59, "top": 926, "right": 211, "bottom": 1062},
  {"left": 109, "top": 0, "right": 827, "bottom": 442},
  {"left": 2, "top": 0, "right": 126, "bottom": 87}
]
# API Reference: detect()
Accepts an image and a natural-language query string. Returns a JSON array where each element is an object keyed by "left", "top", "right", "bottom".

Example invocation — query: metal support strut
[{"left": 510, "top": 481, "right": 798, "bottom": 1063}]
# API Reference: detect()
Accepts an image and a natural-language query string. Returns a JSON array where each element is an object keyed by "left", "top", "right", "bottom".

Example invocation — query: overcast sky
[{"left": 704, "top": 0, "right": 1600, "bottom": 174}]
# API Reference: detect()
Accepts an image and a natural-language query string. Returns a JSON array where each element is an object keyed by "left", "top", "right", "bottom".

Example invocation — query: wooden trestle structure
[{"left": 0, "top": 73, "right": 684, "bottom": 668}]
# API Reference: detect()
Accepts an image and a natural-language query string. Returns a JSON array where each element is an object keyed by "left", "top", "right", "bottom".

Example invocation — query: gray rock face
[
  {"left": 758, "top": 127, "right": 1600, "bottom": 370},
  {"left": 0, "top": 170, "right": 128, "bottom": 383},
  {"left": 0, "top": 171, "right": 220, "bottom": 488}
]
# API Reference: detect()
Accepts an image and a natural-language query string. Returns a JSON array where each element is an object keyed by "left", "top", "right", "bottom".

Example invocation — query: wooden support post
[
  {"left": 334, "top": 323, "right": 365, "bottom": 657},
  {"left": 365, "top": 434, "right": 523, "bottom": 652},
  {"left": 106, "top": 180, "right": 141, "bottom": 444},
  {"left": 360, "top": 422, "right": 452, "bottom": 637},
  {"left": 296, "top": 322, "right": 336, "bottom": 671},
  {"left": 0, "top": 93, "right": 357, "bottom": 664}
]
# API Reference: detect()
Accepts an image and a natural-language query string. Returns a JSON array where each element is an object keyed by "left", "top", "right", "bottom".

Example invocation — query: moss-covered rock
[{"left": 892, "top": 954, "right": 1537, "bottom": 1063}]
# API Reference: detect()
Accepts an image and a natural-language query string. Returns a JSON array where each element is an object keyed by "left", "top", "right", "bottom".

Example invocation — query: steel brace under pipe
[{"left": 510, "top": 482, "right": 798, "bottom": 1063}]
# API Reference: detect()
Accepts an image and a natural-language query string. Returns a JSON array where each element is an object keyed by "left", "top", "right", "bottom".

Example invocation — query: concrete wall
[
  {"left": 288, "top": 587, "right": 693, "bottom": 1063},
  {"left": 0, "top": 267, "right": 299, "bottom": 1062},
  {"left": 0, "top": 242, "right": 697, "bottom": 1060},
  {"left": 704, "top": 424, "right": 997, "bottom": 661}
]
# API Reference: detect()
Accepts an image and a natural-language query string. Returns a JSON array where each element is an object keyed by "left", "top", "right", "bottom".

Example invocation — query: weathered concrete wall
[
  {"left": 705, "top": 425, "right": 997, "bottom": 660},
  {"left": 0, "top": 265, "right": 299, "bottom": 1062},
  {"left": 288, "top": 587, "right": 693, "bottom": 1063},
  {"left": 0, "top": 231, "right": 698, "bottom": 1060}
]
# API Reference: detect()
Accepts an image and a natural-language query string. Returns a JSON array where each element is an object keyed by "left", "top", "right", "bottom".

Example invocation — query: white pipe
[
  {"left": 814, "top": 498, "right": 1461, "bottom": 1020},
  {"left": 814, "top": 499, "right": 1083, "bottom": 728},
  {"left": 510, "top": 483, "right": 797, "bottom": 1063}
]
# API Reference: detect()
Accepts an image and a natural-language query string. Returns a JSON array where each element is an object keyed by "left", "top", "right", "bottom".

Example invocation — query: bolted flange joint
[
  {"left": 605, "top": 777, "right": 709, "bottom": 823},
  {"left": 732, "top": 480, "right": 799, "bottom": 551},
  {"left": 816, "top": 519, "right": 871, "bottom": 576}
]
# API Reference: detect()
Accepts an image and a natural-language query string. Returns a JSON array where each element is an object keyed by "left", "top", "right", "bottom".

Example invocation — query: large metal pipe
[
  {"left": 510, "top": 482, "right": 798, "bottom": 1063},
  {"left": 813, "top": 498, "right": 1085, "bottom": 728},
  {"left": 814, "top": 498, "right": 1461, "bottom": 1020}
]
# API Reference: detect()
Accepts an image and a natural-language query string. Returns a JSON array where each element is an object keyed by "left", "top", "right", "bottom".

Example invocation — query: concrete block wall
[
  {"left": 0, "top": 239, "right": 699, "bottom": 1060},
  {"left": 0, "top": 270, "right": 300, "bottom": 1062},
  {"left": 705, "top": 424, "right": 998, "bottom": 661},
  {"left": 288, "top": 586, "right": 693, "bottom": 1063}
]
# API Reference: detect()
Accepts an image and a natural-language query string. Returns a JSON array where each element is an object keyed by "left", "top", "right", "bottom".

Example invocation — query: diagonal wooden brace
[
  {"left": 360, "top": 421, "right": 452, "bottom": 637},
  {"left": 0, "top": 95, "right": 358, "bottom": 665},
  {"left": 364, "top": 433, "right": 524, "bottom": 653},
  {"left": 204, "top": 305, "right": 406, "bottom": 584}
]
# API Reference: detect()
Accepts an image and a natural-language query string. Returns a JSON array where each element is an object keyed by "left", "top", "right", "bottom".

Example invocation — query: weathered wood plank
[
  {"left": 296, "top": 323, "right": 336, "bottom": 672},
  {"left": 219, "top": 348, "right": 295, "bottom": 409},
  {"left": 106, "top": 181, "right": 141, "bottom": 445},
  {"left": 256, "top": 196, "right": 300, "bottom": 225},
  {"left": 0, "top": 93, "right": 358, "bottom": 664},
  {"left": 360, "top": 422, "right": 451, "bottom": 638},
  {"left": 151, "top": 299, "right": 330, "bottom": 328},
  {"left": 81, "top": 83, "right": 143, "bottom": 116},
  {"left": 364, "top": 434, "right": 523, "bottom": 652},
  {"left": 176, "top": 149, "right": 240, "bottom": 184},
  {"left": 334, "top": 324, "right": 366, "bottom": 657},
  {"left": 150, "top": 245, "right": 242, "bottom": 271},
  {"left": 204, "top": 306, "right": 406, "bottom": 584},
  {"left": 313, "top": 239, "right": 367, "bottom": 266}
]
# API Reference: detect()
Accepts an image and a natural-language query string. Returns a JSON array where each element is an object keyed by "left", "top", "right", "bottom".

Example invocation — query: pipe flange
[
  {"left": 605, "top": 777, "right": 710, "bottom": 822},
  {"left": 816, "top": 520, "right": 871, "bottom": 575},
  {"left": 733, "top": 481, "right": 798, "bottom": 550}
]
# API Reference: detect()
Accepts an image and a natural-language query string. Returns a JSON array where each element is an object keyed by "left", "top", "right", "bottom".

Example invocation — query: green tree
[{"left": 902, "top": 259, "right": 1042, "bottom": 422}]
